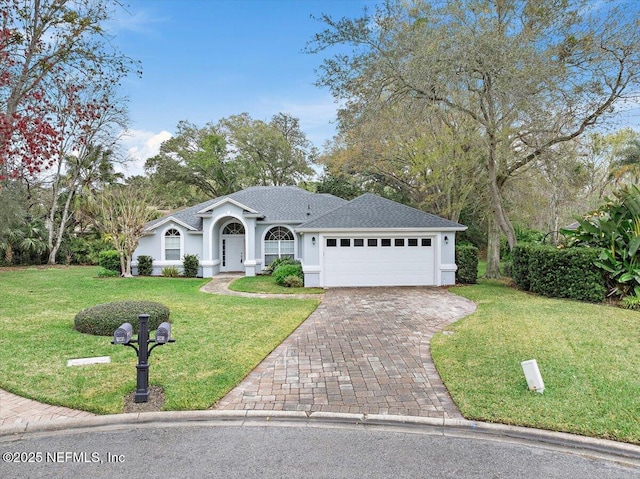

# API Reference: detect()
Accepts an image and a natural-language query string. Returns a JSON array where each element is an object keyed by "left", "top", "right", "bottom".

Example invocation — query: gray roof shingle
[
  {"left": 146, "top": 188, "right": 465, "bottom": 232},
  {"left": 145, "top": 186, "right": 348, "bottom": 231},
  {"left": 297, "top": 193, "right": 466, "bottom": 230}
]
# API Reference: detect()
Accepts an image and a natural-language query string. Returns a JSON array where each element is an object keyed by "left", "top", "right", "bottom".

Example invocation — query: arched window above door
[{"left": 222, "top": 222, "right": 245, "bottom": 235}]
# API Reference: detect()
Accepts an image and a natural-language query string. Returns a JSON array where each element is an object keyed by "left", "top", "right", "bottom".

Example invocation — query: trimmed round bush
[
  {"left": 74, "top": 301, "right": 170, "bottom": 336},
  {"left": 182, "top": 254, "right": 200, "bottom": 278},
  {"left": 273, "top": 263, "right": 303, "bottom": 286}
]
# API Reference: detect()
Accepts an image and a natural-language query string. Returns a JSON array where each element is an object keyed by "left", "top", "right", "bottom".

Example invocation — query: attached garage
[
  {"left": 297, "top": 193, "right": 466, "bottom": 288},
  {"left": 322, "top": 236, "right": 436, "bottom": 287}
]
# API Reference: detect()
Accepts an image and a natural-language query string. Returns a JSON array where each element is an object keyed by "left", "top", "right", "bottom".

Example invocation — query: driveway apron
[{"left": 214, "top": 287, "right": 476, "bottom": 419}]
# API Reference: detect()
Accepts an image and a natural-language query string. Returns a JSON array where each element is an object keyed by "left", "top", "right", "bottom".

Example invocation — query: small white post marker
[{"left": 521, "top": 359, "right": 545, "bottom": 394}]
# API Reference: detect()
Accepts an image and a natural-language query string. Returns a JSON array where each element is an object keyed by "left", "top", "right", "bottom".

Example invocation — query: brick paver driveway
[{"left": 214, "top": 287, "right": 476, "bottom": 419}]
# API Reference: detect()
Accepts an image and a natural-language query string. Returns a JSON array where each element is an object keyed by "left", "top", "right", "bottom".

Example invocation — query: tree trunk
[
  {"left": 119, "top": 253, "right": 127, "bottom": 277},
  {"left": 48, "top": 187, "right": 76, "bottom": 265},
  {"left": 485, "top": 215, "right": 502, "bottom": 279},
  {"left": 123, "top": 254, "right": 133, "bottom": 278},
  {"left": 485, "top": 141, "right": 516, "bottom": 276}
]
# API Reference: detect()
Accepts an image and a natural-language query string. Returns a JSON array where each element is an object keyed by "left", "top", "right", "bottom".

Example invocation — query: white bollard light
[{"left": 521, "top": 359, "right": 545, "bottom": 394}]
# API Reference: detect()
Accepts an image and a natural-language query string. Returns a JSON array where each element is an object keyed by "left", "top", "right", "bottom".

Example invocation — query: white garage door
[{"left": 323, "top": 237, "right": 435, "bottom": 287}]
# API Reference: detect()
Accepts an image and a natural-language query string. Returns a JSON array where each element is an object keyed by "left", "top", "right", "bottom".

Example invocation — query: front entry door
[{"left": 221, "top": 235, "right": 245, "bottom": 272}]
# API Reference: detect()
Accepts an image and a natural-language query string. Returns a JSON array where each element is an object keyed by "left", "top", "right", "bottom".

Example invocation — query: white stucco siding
[
  {"left": 321, "top": 233, "right": 437, "bottom": 287},
  {"left": 300, "top": 232, "right": 321, "bottom": 287},
  {"left": 439, "top": 232, "right": 458, "bottom": 286},
  {"left": 132, "top": 221, "right": 201, "bottom": 275},
  {"left": 134, "top": 234, "right": 156, "bottom": 260}
]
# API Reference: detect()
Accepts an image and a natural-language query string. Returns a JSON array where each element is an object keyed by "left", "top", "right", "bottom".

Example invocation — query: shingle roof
[
  {"left": 146, "top": 188, "right": 466, "bottom": 232},
  {"left": 297, "top": 193, "right": 466, "bottom": 230},
  {"left": 145, "top": 186, "right": 348, "bottom": 231}
]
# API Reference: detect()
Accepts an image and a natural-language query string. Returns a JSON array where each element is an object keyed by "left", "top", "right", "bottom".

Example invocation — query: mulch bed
[{"left": 122, "top": 385, "right": 165, "bottom": 413}]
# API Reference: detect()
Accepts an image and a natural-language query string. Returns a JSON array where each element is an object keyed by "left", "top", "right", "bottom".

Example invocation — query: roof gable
[
  {"left": 197, "top": 197, "right": 259, "bottom": 215},
  {"left": 297, "top": 193, "right": 466, "bottom": 230}
]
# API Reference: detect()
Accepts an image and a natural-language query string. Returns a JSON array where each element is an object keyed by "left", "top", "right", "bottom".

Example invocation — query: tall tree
[
  {"left": 221, "top": 112, "right": 316, "bottom": 186},
  {"left": 89, "top": 185, "right": 158, "bottom": 277},
  {"left": 147, "top": 113, "right": 316, "bottom": 202},
  {"left": 145, "top": 120, "right": 238, "bottom": 202},
  {"left": 321, "top": 101, "right": 484, "bottom": 221},
  {"left": 44, "top": 78, "right": 128, "bottom": 265},
  {"left": 0, "top": 0, "right": 138, "bottom": 179},
  {"left": 307, "top": 0, "right": 640, "bottom": 277}
]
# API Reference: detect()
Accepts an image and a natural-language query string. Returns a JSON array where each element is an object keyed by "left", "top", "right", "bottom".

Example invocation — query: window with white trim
[
  {"left": 264, "top": 226, "right": 294, "bottom": 266},
  {"left": 222, "top": 222, "right": 245, "bottom": 235},
  {"left": 164, "top": 228, "right": 181, "bottom": 260}
]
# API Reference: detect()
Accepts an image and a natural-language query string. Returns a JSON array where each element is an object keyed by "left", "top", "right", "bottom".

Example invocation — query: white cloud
[{"left": 119, "top": 129, "right": 172, "bottom": 177}]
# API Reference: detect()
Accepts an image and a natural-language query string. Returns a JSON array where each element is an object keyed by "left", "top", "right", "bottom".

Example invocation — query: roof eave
[
  {"left": 197, "top": 197, "right": 259, "bottom": 215},
  {"left": 145, "top": 216, "right": 198, "bottom": 232},
  {"left": 296, "top": 226, "right": 467, "bottom": 233}
]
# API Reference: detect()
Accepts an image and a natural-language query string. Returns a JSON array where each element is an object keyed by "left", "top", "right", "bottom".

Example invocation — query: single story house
[{"left": 132, "top": 186, "right": 466, "bottom": 287}]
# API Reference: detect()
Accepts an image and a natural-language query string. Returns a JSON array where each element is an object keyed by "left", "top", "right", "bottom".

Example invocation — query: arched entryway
[{"left": 220, "top": 221, "right": 245, "bottom": 272}]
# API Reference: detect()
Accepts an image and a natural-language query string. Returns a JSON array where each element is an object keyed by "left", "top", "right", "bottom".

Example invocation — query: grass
[
  {"left": 433, "top": 279, "right": 640, "bottom": 444},
  {"left": 0, "top": 266, "right": 319, "bottom": 414},
  {"left": 229, "top": 274, "right": 324, "bottom": 294}
]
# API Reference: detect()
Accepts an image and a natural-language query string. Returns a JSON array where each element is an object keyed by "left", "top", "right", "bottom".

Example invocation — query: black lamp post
[{"left": 112, "top": 314, "right": 174, "bottom": 403}]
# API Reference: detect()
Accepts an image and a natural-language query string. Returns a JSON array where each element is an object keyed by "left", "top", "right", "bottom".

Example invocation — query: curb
[{"left": 2, "top": 410, "right": 639, "bottom": 463}]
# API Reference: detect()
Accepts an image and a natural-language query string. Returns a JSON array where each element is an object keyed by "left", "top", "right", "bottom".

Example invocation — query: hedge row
[
  {"left": 456, "top": 244, "right": 478, "bottom": 284},
  {"left": 74, "top": 301, "right": 170, "bottom": 336},
  {"left": 512, "top": 244, "right": 606, "bottom": 303}
]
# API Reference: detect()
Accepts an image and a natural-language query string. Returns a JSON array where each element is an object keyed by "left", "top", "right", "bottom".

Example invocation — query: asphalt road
[{"left": 2, "top": 420, "right": 639, "bottom": 479}]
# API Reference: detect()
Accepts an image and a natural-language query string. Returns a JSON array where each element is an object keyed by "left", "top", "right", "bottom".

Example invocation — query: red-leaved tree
[{"left": 0, "top": 0, "right": 139, "bottom": 180}]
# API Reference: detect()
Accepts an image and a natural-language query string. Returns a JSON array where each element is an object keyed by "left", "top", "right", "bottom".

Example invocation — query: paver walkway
[
  {"left": 214, "top": 287, "right": 476, "bottom": 419},
  {"left": 0, "top": 389, "right": 95, "bottom": 427},
  {"left": 200, "top": 273, "right": 324, "bottom": 299}
]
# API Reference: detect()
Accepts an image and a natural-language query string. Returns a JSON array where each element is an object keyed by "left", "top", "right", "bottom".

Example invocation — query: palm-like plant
[
  {"left": 609, "top": 138, "right": 640, "bottom": 185},
  {"left": 0, "top": 221, "right": 47, "bottom": 265},
  {"left": 562, "top": 185, "right": 640, "bottom": 297}
]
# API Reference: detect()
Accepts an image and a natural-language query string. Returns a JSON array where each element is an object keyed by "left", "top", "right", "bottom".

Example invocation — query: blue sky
[
  {"left": 109, "top": 0, "right": 376, "bottom": 176},
  {"left": 110, "top": 0, "right": 640, "bottom": 177}
]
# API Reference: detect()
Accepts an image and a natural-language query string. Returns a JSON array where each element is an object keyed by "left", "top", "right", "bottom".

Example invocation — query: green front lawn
[
  {"left": 229, "top": 274, "right": 324, "bottom": 295},
  {"left": 433, "top": 279, "right": 640, "bottom": 444},
  {"left": 0, "top": 267, "right": 319, "bottom": 414}
]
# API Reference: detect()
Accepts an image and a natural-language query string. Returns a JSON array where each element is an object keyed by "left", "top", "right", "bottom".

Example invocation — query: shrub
[
  {"left": 513, "top": 244, "right": 606, "bottom": 302},
  {"left": 61, "top": 234, "right": 112, "bottom": 265},
  {"left": 283, "top": 275, "right": 304, "bottom": 288},
  {"left": 137, "top": 255, "right": 153, "bottom": 276},
  {"left": 264, "top": 256, "right": 298, "bottom": 275},
  {"left": 273, "top": 263, "right": 303, "bottom": 286},
  {"left": 182, "top": 254, "right": 200, "bottom": 278},
  {"left": 511, "top": 244, "right": 535, "bottom": 290},
  {"left": 162, "top": 266, "right": 180, "bottom": 277},
  {"left": 561, "top": 185, "right": 640, "bottom": 297},
  {"left": 620, "top": 295, "right": 640, "bottom": 310},
  {"left": 97, "top": 267, "right": 119, "bottom": 278},
  {"left": 74, "top": 301, "right": 170, "bottom": 336},
  {"left": 99, "top": 250, "right": 121, "bottom": 273},
  {"left": 455, "top": 244, "right": 478, "bottom": 284}
]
